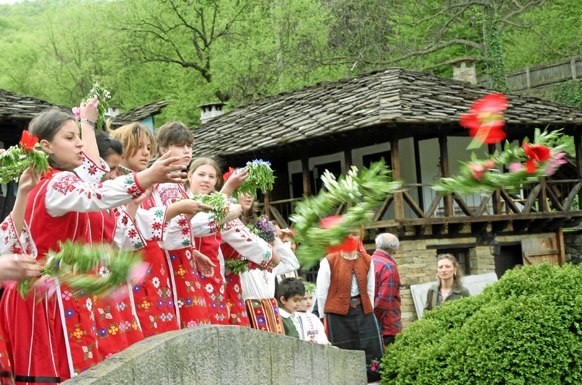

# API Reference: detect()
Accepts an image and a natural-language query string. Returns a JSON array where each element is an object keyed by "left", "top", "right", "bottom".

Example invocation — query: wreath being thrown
[
  {"left": 290, "top": 160, "right": 402, "bottom": 269},
  {"left": 18, "top": 240, "right": 147, "bottom": 299}
]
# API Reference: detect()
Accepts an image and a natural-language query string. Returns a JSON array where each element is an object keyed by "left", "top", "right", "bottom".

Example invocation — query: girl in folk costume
[
  {"left": 147, "top": 122, "right": 216, "bottom": 328},
  {"left": 220, "top": 190, "right": 275, "bottom": 327},
  {"left": 186, "top": 157, "right": 252, "bottom": 325},
  {"left": 77, "top": 118, "right": 150, "bottom": 358},
  {"left": 0, "top": 166, "right": 42, "bottom": 385},
  {"left": 0, "top": 107, "right": 186, "bottom": 385},
  {"left": 237, "top": 194, "right": 300, "bottom": 334},
  {"left": 315, "top": 217, "right": 384, "bottom": 383},
  {"left": 110, "top": 123, "right": 210, "bottom": 334}
]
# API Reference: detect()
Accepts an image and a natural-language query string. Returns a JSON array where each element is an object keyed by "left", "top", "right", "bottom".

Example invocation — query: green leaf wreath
[
  {"left": 18, "top": 240, "right": 144, "bottom": 298},
  {"left": 191, "top": 191, "right": 231, "bottom": 224},
  {"left": 290, "top": 160, "right": 402, "bottom": 269},
  {"left": 0, "top": 131, "right": 49, "bottom": 184},
  {"left": 433, "top": 129, "right": 568, "bottom": 195},
  {"left": 224, "top": 258, "right": 249, "bottom": 274},
  {"left": 74, "top": 81, "right": 111, "bottom": 131},
  {"left": 233, "top": 160, "right": 276, "bottom": 197}
]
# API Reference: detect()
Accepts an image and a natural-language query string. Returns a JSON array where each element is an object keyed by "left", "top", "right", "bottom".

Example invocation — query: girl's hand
[
  {"left": 17, "top": 167, "right": 41, "bottom": 194},
  {"left": 193, "top": 250, "right": 215, "bottom": 277},
  {"left": 0, "top": 254, "right": 42, "bottom": 281},
  {"left": 220, "top": 168, "right": 249, "bottom": 195}
]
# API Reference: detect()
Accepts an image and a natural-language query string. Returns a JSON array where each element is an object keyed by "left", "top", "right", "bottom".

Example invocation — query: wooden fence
[{"left": 480, "top": 57, "right": 581, "bottom": 91}]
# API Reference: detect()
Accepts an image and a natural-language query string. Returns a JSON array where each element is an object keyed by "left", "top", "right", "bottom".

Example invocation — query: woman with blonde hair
[{"left": 424, "top": 253, "right": 470, "bottom": 311}]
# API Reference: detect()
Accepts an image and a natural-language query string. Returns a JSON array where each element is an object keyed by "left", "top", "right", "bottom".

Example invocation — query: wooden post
[
  {"left": 438, "top": 135, "right": 452, "bottom": 217},
  {"left": 344, "top": 149, "right": 352, "bottom": 172},
  {"left": 301, "top": 158, "right": 311, "bottom": 197},
  {"left": 413, "top": 137, "right": 424, "bottom": 211},
  {"left": 390, "top": 137, "right": 405, "bottom": 220},
  {"left": 489, "top": 143, "right": 501, "bottom": 214},
  {"left": 557, "top": 228, "right": 566, "bottom": 266}
]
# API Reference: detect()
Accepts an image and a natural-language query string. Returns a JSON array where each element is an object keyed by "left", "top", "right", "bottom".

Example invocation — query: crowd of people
[{"left": 0, "top": 101, "right": 471, "bottom": 384}]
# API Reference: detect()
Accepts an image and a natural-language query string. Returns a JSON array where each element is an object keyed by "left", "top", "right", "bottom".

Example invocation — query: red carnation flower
[
  {"left": 223, "top": 166, "right": 235, "bottom": 182},
  {"left": 523, "top": 142, "right": 551, "bottom": 174},
  {"left": 19, "top": 130, "right": 39, "bottom": 152},
  {"left": 460, "top": 93, "right": 508, "bottom": 148}
]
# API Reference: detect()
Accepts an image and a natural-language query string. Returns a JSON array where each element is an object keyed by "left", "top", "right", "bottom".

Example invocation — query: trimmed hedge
[{"left": 382, "top": 264, "right": 582, "bottom": 385}]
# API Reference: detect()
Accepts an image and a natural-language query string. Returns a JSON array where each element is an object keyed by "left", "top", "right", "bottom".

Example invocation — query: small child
[
  {"left": 275, "top": 277, "right": 305, "bottom": 338},
  {"left": 296, "top": 282, "right": 330, "bottom": 345}
]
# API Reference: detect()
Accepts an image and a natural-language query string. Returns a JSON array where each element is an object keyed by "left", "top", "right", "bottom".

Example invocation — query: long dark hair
[{"left": 28, "top": 109, "right": 74, "bottom": 169}]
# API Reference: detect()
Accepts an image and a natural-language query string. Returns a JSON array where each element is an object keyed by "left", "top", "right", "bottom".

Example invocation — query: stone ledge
[{"left": 62, "top": 326, "right": 366, "bottom": 385}]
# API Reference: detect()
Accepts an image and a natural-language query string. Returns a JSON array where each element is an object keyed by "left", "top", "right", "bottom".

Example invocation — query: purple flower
[{"left": 254, "top": 216, "right": 277, "bottom": 242}]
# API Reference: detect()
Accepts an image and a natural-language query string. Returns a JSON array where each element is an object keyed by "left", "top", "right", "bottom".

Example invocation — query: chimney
[
  {"left": 199, "top": 102, "right": 225, "bottom": 124},
  {"left": 452, "top": 58, "right": 477, "bottom": 85}
]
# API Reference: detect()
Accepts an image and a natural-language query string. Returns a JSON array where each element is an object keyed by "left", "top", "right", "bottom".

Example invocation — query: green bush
[{"left": 382, "top": 264, "right": 582, "bottom": 385}]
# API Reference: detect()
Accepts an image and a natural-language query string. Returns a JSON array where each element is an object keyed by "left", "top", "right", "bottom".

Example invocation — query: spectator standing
[{"left": 371, "top": 233, "right": 402, "bottom": 346}]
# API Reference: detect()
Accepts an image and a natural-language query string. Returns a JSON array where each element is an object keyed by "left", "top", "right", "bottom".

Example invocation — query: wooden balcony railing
[{"left": 262, "top": 179, "right": 582, "bottom": 230}]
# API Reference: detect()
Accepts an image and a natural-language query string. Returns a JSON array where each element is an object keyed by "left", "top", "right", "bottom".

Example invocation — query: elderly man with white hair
[{"left": 371, "top": 232, "right": 402, "bottom": 346}]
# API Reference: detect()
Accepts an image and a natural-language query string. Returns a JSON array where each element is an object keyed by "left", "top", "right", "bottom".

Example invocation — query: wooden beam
[
  {"left": 301, "top": 157, "right": 311, "bottom": 196},
  {"left": 344, "top": 149, "right": 352, "bottom": 171}
]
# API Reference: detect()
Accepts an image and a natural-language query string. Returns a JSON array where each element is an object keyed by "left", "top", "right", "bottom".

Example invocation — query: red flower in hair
[
  {"left": 223, "top": 167, "right": 235, "bottom": 182},
  {"left": 523, "top": 142, "right": 551, "bottom": 174},
  {"left": 460, "top": 93, "right": 508, "bottom": 148},
  {"left": 19, "top": 130, "right": 39, "bottom": 152}
]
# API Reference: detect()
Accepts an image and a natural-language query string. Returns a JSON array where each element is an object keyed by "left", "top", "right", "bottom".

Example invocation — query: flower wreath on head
[
  {"left": 290, "top": 160, "right": 402, "bottom": 269},
  {"left": 0, "top": 130, "right": 49, "bottom": 184},
  {"left": 72, "top": 81, "right": 111, "bottom": 132},
  {"left": 224, "top": 159, "right": 276, "bottom": 198},
  {"left": 433, "top": 93, "right": 569, "bottom": 195},
  {"left": 18, "top": 240, "right": 147, "bottom": 299}
]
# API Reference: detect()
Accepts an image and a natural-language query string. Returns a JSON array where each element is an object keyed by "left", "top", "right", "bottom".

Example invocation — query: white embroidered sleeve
[
  {"left": 190, "top": 212, "right": 216, "bottom": 237},
  {"left": 159, "top": 214, "right": 193, "bottom": 250},
  {"left": 132, "top": 206, "right": 167, "bottom": 242},
  {"left": 0, "top": 214, "right": 37, "bottom": 256},
  {"left": 111, "top": 207, "right": 147, "bottom": 250},
  {"left": 74, "top": 152, "right": 110, "bottom": 183},
  {"left": 316, "top": 259, "right": 331, "bottom": 318},
  {"left": 45, "top": 172, "right": 144, "bottom": 217},
  {"left": 272, "top": 238, "right": 300, "bottom": 276},
  {"left": 221, "top": 218, "right": 272, "bottom": 265}
]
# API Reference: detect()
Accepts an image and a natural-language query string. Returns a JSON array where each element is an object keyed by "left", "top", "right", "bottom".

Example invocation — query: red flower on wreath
[
  {"left": 19, "top": 130, "right": 39, "bottom": 152},
  {"left": 523, "top": 142, "right": 551, "bottom": 174},
  {"left": 320, "top": 215, "right": 360, "bottom": 254},
  {"left": 223, "top": 166, "right": 235, "bottom": 182},
  {"left": 460, "top": 93, "right": 508, "bottom": 148}
]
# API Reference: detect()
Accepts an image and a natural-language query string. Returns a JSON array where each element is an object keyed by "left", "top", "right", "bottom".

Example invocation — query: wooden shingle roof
[
  {"left": 0, "top": 89, "right": 67, "bottom": 120},
  {"left": 110, "top": 100, "right": 170, "bottom": 128},
  {"left": 193, "top": 68, "right": 582, "bottom": 160}
]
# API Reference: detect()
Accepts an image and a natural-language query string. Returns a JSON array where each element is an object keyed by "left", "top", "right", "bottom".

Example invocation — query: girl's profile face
[
  {"left": 41, "top": 120, "right": 84, "bottom": 170},
  {"left": 124, "top": 133, "right": 151, "bottom": 172},
  {"left": 188, "top": 164, "right": 218, "bottom": 195}
]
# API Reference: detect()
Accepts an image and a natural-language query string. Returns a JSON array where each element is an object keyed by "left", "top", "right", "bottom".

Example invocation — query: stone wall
[{"left": 62, "top": 326, "right": 366, "bottom": 385}]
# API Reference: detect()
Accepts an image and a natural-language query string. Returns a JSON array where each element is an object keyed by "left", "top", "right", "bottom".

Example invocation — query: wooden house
[
  {"left": 0, "top": 89, "right": 69, "bottom": 219},
  {"left": 193, "top": 68, "right": 582, "bottom": 324}
]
